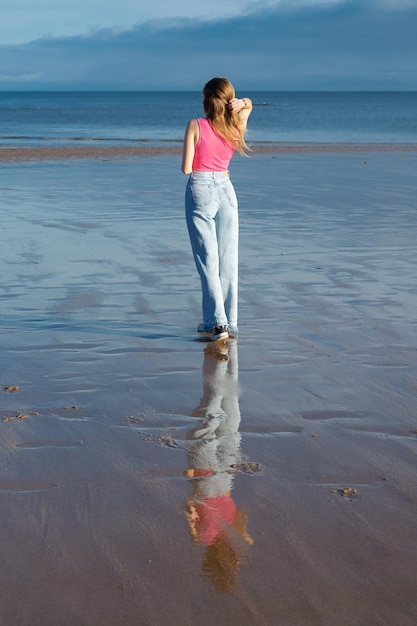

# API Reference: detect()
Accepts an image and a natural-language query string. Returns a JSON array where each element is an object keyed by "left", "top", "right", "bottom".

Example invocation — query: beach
[
  {"left": 1, "top": 142, "right": 417, "bottom": 162},
  {"left": 1, "top": 148, "right": 417, "bottom": 625}
]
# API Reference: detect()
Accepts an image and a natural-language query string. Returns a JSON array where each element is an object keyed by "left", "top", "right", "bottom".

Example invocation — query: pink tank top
[{"left": 192, "top": 118, "right": 235, "bottom": 172}]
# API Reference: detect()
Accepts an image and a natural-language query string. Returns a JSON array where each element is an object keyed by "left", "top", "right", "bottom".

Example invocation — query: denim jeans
[{"left": 185, "top": 171, "right": 238, "bottom": 333}]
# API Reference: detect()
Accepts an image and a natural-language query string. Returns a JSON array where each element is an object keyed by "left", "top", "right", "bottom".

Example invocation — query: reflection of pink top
[
  {"left": 195, "top": 495, "right": 238, "bottom": 545},
  {"left": 192, "top": 118, "right": 235, "bottom": 172}
]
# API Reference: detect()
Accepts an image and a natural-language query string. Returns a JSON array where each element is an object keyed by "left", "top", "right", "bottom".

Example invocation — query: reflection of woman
[
  {"left": 182, "top": 77, "right": 252, "bottom": 342},
  {"left": 184, "top": 342, "right": 253, "bottom": 593}
]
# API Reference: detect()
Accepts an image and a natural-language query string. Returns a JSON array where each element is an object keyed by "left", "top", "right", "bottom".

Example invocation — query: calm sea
[{"left": 0, "top": 91, "right": 416, "bottom": 147}]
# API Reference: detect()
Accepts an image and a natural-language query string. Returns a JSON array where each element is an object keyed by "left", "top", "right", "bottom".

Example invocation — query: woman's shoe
[{"left": 210, "top": 325, "right": 229, "bottom": 342}]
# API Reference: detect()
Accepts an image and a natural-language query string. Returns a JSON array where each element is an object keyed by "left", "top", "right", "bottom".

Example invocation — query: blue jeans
[{"left": 186, "top": 171, "right": 238, "bottom": 333}]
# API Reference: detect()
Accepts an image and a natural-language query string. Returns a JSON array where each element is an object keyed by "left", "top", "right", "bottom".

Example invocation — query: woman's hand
[
  {"left": 228, "top": 98, "right": 246, "bottom": 113},
  {"left": 228, "top": 97, "right": 253, "bottom": 128}
]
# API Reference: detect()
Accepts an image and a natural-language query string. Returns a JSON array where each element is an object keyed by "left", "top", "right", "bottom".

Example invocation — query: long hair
[{"left": 202, "top": 77, "right": 249, "bottom": 156}]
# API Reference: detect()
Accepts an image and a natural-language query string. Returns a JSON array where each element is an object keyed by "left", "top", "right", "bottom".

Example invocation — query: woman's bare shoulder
[{"left": 187, "top": 118, "right": 200, "bottom": 130}]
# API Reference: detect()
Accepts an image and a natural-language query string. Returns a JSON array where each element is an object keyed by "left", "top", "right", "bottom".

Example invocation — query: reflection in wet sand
[{"left": 184, "top": 341, "right": 253, "bottom": 593}]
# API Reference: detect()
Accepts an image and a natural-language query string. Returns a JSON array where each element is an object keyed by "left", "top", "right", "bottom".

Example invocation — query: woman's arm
[
  {"left": 228, "top": 97, "right": 253, "bottom": 129},
  {"left": 182, "top": 119, "right": 199, "bottom": 174}
]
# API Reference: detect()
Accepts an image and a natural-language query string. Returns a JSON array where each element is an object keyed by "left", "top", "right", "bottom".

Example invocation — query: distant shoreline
[{"left": 1, "top": 143, "right": 417, "bottom": 162}]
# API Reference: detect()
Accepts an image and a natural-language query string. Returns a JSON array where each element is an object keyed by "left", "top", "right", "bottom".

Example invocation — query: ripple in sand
[
  {"left": 347, "top": 346, "right": 413, "bottom": 368},
  {"left": 57, "top": 415, "right": 90, "bottom": 421},
  {"left": 11, "top": 342, "right": 102, "bottom": 352},
  {"left": 15, "top": 440, "right": 83, "bottom": 449},
  {"left": 346, "top": 426, "right": 417, "bottom": 441},
  {"left": 95, "top": 346, "right": 174, "bottom": 355},
  {"left": 299, "top": 410, "right": 366, "bottom": 421},
  {"left": 0, "top": 481, "right": 58, "bottom": 493},
  {"left": 243, "top": 430, "right": 301, "bottom": 438}
]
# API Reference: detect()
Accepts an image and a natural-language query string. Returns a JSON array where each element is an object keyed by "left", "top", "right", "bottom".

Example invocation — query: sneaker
[
  {"left": 210, "top": 325, "right": 229, "bottom": 342},
  {"left": 228, "top": 327, "right": 238, "bottom": 339}
]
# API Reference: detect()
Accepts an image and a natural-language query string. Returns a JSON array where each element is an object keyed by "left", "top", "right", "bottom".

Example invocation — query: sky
[{"left": 1, "top": 0, "right": 416, "bottom": 90}]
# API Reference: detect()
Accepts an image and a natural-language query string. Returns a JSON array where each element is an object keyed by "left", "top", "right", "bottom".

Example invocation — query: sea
[{"left": 0, "top": 91, "right": 416, "bottom": 148}]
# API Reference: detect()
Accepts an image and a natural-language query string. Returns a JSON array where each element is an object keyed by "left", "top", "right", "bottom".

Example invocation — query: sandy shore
[
  {"left": 1, "top": 151, "right": 417, "bottom": 624},
  {"left": 1, "top": 142, "right": 417, "bottom": 162}
]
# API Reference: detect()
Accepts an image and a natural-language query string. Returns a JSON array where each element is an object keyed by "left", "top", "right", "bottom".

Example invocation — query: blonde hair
[{"left": 202, "top": 77, "right": 249, "bottom": 156}]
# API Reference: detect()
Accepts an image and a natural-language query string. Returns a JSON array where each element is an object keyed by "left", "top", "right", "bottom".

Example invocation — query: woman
[{"left": 182, "top": 77, "right": 252, "bottom": 342}]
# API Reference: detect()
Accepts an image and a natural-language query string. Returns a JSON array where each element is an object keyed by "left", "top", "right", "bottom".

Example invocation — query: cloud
[
  {"left": 0, "top": 72, "right": 42, "bottom": 82},
  {"left": 375, "top": 0, "right": 417, "bottom": 7},
  {"left": 0, "top": 0, "right": 246, "bottom": 44},
  {"left": 1, "top": 0, "right": 416, "bottom": 90}
]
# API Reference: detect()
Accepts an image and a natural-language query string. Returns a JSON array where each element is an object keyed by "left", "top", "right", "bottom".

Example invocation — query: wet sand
[
  {"left": 0, "top": 142, "right": 417, "bottom": 162},
  {"left": 1, "top": 150, "right": 417, "bottom": 625}
]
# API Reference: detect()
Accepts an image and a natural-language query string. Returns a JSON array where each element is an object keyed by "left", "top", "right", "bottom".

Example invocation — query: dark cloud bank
[{"left": 1, "top": 0, "right": 417, "bottom": 90}]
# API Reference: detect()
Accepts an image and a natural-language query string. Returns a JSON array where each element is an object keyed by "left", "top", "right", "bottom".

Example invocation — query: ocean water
[{"left": 0, "top": 91, "right": 416, "bottom": 147}]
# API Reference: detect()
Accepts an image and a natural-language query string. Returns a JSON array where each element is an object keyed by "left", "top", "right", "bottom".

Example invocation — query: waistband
[{"left": 191, "top": 170, "right": 229, "bottom": 179}]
